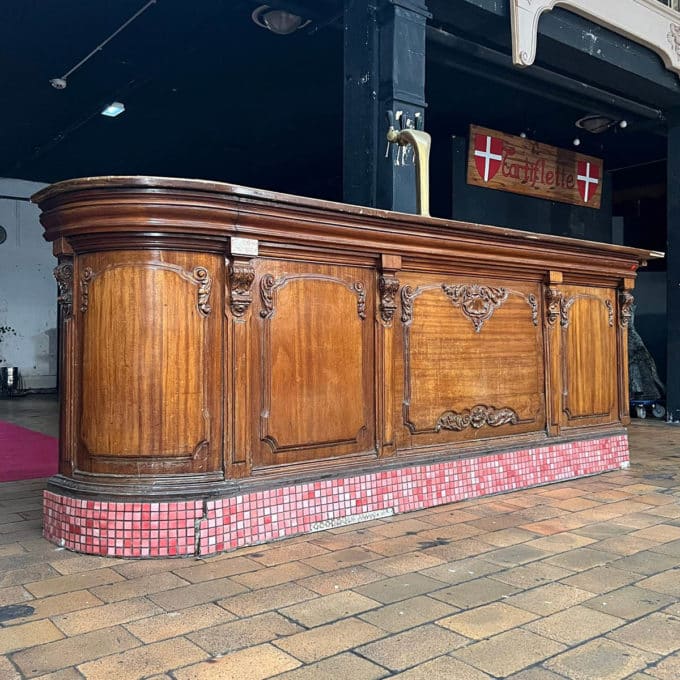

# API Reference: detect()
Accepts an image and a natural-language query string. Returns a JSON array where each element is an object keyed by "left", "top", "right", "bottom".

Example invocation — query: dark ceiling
[
  {"left": 1, "top": 0, "right": 674, "bottom": 208},
  {"left": 2, "top": 0, "right": 345, "bottom": 196}
]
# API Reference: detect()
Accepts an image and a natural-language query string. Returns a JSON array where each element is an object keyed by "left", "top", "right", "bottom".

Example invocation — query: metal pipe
[{"left": 52, "top": 0, "right": 157, "bottom": 86}]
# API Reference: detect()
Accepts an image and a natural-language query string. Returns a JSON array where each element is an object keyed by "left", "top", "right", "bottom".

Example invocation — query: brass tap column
[{"left": 386, "top": 113, "right": 432, "bottom": 217}]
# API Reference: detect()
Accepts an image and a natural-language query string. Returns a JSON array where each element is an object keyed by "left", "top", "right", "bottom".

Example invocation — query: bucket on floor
[{"left": 0, "top": 367, "right": 20, "bottom": 396}]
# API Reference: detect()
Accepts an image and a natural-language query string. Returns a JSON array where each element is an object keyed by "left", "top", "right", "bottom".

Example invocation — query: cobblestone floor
[{"left": 0, "top": 401, "right": 679, "bottom": 679}]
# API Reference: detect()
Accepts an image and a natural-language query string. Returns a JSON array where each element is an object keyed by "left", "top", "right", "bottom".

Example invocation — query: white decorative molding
[{"left": 511, "top": 0, "right": 680, "bottom": 76}]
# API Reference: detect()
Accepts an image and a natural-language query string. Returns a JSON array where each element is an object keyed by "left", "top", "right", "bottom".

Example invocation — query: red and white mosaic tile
[{"left": 43, "top": 434, "right": 629, "bottom": 558}]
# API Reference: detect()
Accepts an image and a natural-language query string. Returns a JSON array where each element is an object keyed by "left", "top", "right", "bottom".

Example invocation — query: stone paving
[{"left": 0, "top": 403, "right": 679, "bottom": 678}]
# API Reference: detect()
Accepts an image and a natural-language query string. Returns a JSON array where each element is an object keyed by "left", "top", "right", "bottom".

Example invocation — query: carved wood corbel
[
  {"left": 619, "top": 290, "right": 635, "bottom": 327},
  {"left": 228, "top": 237, "right": 258, "bottom": 319},
  {"left": 54, "top": 260, "right": 74, "bottom": 319},
  {"left": 229, "top": 261, "right": 256, "bottom": 318},
  {"left": 545, "top": 286, "right": 563, "bottom": 327},
  {"left": 617, "top": 278, "right": 636, "bottom": 426},
  {"left": 379, "top": 254, "right": 401, "bottom": 326}
]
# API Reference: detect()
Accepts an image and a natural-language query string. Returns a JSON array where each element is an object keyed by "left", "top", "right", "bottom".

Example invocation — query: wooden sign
[{"left": 467, "top": 125, "right": 603, "bottom": 209}]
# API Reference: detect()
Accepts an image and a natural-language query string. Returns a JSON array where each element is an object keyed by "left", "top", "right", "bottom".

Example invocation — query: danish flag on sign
[
  {"left": 577, "top": 160, "right": 600, "bottom": 203},
  {"left": 474, "top": 134, "right": 503, "bottom": 183}
]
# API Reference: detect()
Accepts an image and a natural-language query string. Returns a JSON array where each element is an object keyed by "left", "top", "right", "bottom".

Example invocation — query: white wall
[{"left": 0, "top": 178, "right": 56, "bottom": 390}]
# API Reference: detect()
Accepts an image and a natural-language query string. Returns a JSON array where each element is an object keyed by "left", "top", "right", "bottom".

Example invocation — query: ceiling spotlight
[
  {"left": 101, "top": 102, "right": 126, "bottom": 117},
  {"left": 251, "top": 5, "right": 311, "bottom": 35},
  {"left": 619, "top": 120, "right": 628, "bottom": 129},
  {"left": 573, "top": 138, "right": 581, "bottom": 147},
  {"left": 576, "top": 114, "right": 625, "bottom": 134}
]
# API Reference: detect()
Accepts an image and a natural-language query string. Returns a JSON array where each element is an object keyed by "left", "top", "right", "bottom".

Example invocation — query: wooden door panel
[
  {"left": 253, "top": 260, "right": 375, "bottom": 467},
  {"left": 397, "top": 276, "right": 545, "bottom": 449},
  {"left": 561, "top": 286, "right": 618, "bottom": 428},
  {"left": 78, "top": 252, "right": 223, "bottom": 475}
]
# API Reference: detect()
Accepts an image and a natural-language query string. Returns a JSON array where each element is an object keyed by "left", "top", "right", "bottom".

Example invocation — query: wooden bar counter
[{"left": 32, "top": 176, "right": 658, "bottom": 557}]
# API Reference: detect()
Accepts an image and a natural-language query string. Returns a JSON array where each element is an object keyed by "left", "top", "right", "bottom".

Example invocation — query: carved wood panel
[
  {"left": 397, "top": 274, "right": 545, "bottom": 449},
  {"left": 252, "top": 260, "right": 376, "bottom": 468},
  {"left": 77, "top": 251, "right": 224, "bottom": 476},
  {"left": 560, "top": 285, "right": 618, "bottom": 428}
]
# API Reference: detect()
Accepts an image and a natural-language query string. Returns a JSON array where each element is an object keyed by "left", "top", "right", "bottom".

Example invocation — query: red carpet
[{"left": 0, "top": 421, "right": 58, "bottom": 482}]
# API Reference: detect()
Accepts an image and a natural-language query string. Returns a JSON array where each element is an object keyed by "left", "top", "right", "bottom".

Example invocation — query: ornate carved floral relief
[
  {"left": 436, "top": 405, "right": 520, "bottom": 432},
  {"left": 442, "top": 284, "right": 509, "bottom": 333},
  {"left": 402, "top": 282, "right": 537, "bottom": 330}
]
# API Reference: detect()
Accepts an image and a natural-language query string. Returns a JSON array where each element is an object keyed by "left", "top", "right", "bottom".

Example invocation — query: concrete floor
[
  {"left": 0, "top": 394, "right": 58, "bottom": 437},
  {"left": 0, "top": 398, "right": 679, "bottom": 679}
]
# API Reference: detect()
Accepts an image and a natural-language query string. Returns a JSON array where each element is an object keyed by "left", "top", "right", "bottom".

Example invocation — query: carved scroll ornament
[
  {"left": 511, "top": 0, "right": 680, "bottom": 76},
  {"left": 260, "top": 274, "right": 275, "bottom": 319},
  {"left": 229, "top": 262, "right": 255, "bottom": 317},
  {"left": 354, "top": 282, "right": 367, "bottom": 320},
  {"left": 54, "top": 261, "right": 74, "bottom": 318},
  {"left": 80, "top": 267, "right": 95, "bottom": 313},
  {"left": 437, "top": 405, "right": 519, "bottom": 432},
  {"left": 192, "top": 267, "right": 212, "bottom": 316},
  {"left": 604, "top": 299, "right": 615, "bottom": 327},
  {"left": 442, "top": 284, "right": 509, "bottom": 333}
]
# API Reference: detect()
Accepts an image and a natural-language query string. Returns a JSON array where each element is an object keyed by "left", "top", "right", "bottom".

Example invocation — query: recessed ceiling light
[{"left": 101, "top": 102, "right": 125, "bottom": 118}]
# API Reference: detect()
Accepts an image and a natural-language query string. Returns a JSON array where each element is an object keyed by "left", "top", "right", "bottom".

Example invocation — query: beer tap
[{"left": 386, "top": 110, "right": 431, "bottom": 217}]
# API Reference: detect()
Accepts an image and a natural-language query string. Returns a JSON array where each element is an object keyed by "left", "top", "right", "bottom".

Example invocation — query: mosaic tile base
[{"left": 43, "top": 434, "right": 629, "bottom": 558}]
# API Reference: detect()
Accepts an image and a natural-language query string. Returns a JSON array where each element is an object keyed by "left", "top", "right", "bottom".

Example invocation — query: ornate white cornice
[{"left": 511, "top": 0, "right": 680, "bottom": 76}]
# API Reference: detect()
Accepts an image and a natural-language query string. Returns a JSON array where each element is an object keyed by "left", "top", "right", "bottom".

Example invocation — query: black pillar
[
  {"left": 667, "top": 113, "right": 680, "bottom": 422},
  {"left": 343, "top": 0, "right": 430, "bottom": 213}
]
